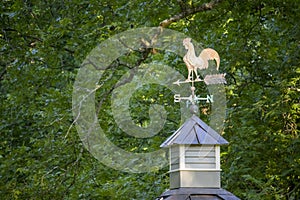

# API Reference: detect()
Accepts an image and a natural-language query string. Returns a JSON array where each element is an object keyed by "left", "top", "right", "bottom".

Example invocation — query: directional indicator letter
[
  {"left": 174, "top": 94, "right": 193, "bottom": 103},
  {"left": 195, "top": 94, "right": 213, "bottom": 103},
  {"left": 174, "top": 94, "right": 181, "bottom": 103}
]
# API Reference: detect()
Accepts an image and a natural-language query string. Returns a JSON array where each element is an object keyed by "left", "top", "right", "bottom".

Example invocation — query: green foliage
[{"left": 1, "top": 0, "right": 299, "bottom": 199}]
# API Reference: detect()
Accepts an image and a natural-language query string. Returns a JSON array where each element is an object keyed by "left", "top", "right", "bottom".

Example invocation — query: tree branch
[{"left": 160, "top": 0, "right": 224, "bottom": 28}]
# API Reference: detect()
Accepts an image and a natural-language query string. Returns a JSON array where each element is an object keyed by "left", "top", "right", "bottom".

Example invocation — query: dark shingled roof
[
  {"left": 155, "top": 188, "right": 240, "bottom": 200},
  {"left": 160, "top": 115, "right": 228, "bottom": 147}
]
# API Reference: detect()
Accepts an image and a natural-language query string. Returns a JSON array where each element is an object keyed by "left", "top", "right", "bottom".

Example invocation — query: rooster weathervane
[{"left": 173, "top": 38, "right": 226, "bottom": 106}]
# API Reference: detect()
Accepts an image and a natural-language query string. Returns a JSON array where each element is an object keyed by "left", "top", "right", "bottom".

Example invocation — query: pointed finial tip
[{"left": 189, "top": 104, "right": 199, "bottom": 115}]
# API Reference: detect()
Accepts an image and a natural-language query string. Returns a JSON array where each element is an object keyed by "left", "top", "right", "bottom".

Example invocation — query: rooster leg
[
  {"left": 187, "top": 68, "right": 192, "bottom": 81},
  {"left": 194, "top": 68, "right": 201, "bottom": 81}
]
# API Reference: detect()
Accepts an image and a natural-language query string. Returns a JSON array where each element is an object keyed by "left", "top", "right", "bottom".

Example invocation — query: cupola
[{"left": 160, "top": 113, "right": 228, "bottom": 189}]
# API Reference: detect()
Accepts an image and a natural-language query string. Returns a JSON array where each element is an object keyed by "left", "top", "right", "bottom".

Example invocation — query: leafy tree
[{"left": 1, "top": 0, "right": 299, "bottom": 199}]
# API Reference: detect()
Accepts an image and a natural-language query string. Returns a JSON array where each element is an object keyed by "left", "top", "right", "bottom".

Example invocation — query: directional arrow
[
  {"left": 172, "top": 80, "right": 186, "bottom": 86},
  {"left": 173, "top": 74, "right": 226, "bottom": 86},
  {"left": 173, "top": 79, "right": 204, "bottom": 86}
]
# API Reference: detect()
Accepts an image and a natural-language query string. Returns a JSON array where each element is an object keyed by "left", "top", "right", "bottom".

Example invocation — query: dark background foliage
[{"left": 1, "top": 0, "right": 299, "bottom": 199}]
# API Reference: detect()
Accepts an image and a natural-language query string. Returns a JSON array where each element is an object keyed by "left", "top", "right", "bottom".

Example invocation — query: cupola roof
[{"left": 160, "top": 115, "right": 228, "bottom": 147}]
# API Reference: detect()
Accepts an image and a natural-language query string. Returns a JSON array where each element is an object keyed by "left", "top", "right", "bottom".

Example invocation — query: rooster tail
[{"left": 199, "top": 48, "right": 220, "bottom": 70}]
